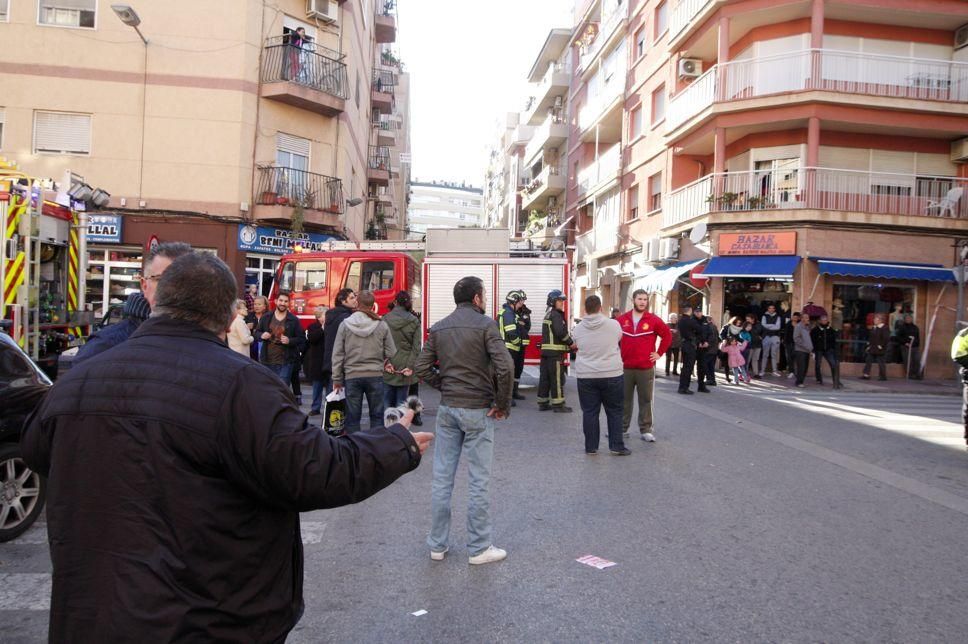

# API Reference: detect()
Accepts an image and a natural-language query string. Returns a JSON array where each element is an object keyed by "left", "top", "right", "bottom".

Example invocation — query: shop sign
[
  {"left": 237, "top": 224, "right": 334, "bottom": 255},
  {"left": 87, "top": 214, "right": 123, "bottom": 243},
  {"left": 719, "top": 232, "right": 796, "bottom": 256}
]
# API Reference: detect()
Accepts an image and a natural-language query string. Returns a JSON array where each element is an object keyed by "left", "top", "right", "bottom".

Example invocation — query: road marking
[
  {"left": 0, "top": 574, "right": 51, "bottom": 610},
  {"left": 659, "top": 391, "right": 968, "bottom": 517},
  {"left": 300, "top": 521, "right": 327, "bottom": 544}
]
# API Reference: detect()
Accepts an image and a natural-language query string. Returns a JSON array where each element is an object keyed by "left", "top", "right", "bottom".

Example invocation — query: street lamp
[
  {"left": 111, "top": 4, "right": 147, "bottom": 44},
  {"left": 346, "top": 197, "right": 364, "bottom": 208},
  {"left": 112, "top": 4, "right": 148, "bottom": 200}
]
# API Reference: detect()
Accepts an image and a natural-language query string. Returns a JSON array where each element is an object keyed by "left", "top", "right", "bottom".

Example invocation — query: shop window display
[
  {"left": 722, "top": 278, "right": 792, "bottom": 320},
  {"left": 833, "top": 283, "right": 915, "bottom": 363}
]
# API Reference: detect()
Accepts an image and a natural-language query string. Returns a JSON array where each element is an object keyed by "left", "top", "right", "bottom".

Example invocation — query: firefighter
[
  {"left": 538, "top": 289, "right": 574, "bottom": 413},
  {"left": 498, "top": 290, "right": 530, "bottom": 406},
  {"left": 951, "top": 326, "right": 968, "bottom": 450}
]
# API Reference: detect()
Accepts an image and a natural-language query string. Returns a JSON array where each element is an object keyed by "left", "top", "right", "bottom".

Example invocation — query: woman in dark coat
[{"left": 305, "top": 306, "right": 328, "bottom": 415}]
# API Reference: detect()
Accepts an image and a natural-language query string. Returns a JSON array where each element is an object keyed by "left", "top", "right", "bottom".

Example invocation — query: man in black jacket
[
  {"left": 21, "top": 252, "right": 432, "bottom": 642},
  {"left": 677, "top": 305, "right": 709, "bottom": 394},
  {"left": 258, "top": 292, "right": 306, "bottom": 384},
  {"left": 811, "top": 314, "right": 842, "bottom": 388},
  {"left": 321, "top": 287, "right": 358, "bottom": 393},
  {"left": 897, "top": 313, "right": 922, "bottom": 379}
]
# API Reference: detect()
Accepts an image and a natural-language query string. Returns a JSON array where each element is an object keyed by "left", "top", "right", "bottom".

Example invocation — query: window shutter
[
  {"left": 33, "top": 111, "right": 91, "bottom": 155},
  {"left": 915, "top": 153, "right": 956, "bottom": 177},
  {"left": 871, "top": 150, "right": 915, "bottom": 187},
  {"left": 276, "top": 133, "right": 311, "bottom": 158},
  {"left": 41, "top": 0, "right": 95, "bottom": 9}
]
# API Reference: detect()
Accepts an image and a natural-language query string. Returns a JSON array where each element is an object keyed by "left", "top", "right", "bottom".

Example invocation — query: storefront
[
  {"left": 84, "top": 214, "right": 143, "bottom": 319},
  {"left": 237, "top": 224, "right": 334, "bottom": 296}
]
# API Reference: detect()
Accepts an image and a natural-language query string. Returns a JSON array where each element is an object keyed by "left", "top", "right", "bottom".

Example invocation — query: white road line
[{"left": 0, "top": 574, "right": 51, "bottom": 610}]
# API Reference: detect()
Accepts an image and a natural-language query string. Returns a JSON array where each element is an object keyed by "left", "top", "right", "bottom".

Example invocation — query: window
[
  {"left": 651, "top": 85, "right": 666, "bottom": 125},
  {"left": 635, "top": 28, "right": 645, "bottom": 58},
  {"left": 33, "top": 111, "right": 91, "bottom": 155},
  {"left": 0, "top": 0, "right": 9, "bottom": 21},
  {"left": 38, "top": 0, "right": 96, "bottom": 28},
  {"left": 649, "top": 171, "right": 662, "bottom": 211},
  {"left": 627, "top": 185, "right": 639, "bottom": 221},
  {"left": 293, "top": 261, "right": 328, "bottom": 292},
  {"left": 833, "top": 283, "right": 916, "bottom": 363},
  {"left": 246, "top": 255, "right": 279, "bottom": 297},
  {"left": 654, "top": 1, "right": 668, "bottom": 40},
  {"left": 347, "top": 260, "right": 395, "bottom": 293},
  {"left": 630, "top": 106, "right": 642, "bottom": 139}
]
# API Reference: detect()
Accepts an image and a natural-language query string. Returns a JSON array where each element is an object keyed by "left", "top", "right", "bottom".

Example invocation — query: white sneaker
[
  {"left": 469, "top": 545, "right": 507, "bottom": 565},
  {"left": 641, "top": 432, "right": 656, "bottom": 442},
  {"left": 430, "top": 548, "right": 448, "bottom": 561},
  {"left": 772, "top": 371, "right": 782, "bottom": 377},
  {"left": 787, "top": 372, "right": 795, "bottom": 379}
]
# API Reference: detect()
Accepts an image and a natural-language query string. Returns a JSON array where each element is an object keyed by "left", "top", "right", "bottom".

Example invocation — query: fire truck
[
  {"left": 1, "top": 159, "right": 91, "bottom": 376},
  {"left": 269, "top": 228, "right": 569, "bottom": 365}
]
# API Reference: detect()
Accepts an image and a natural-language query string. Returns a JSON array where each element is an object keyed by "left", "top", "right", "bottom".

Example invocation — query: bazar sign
[
  {"left": 87, "top": 214, "right": 123, "bottom": 243},
  {"left": 237, "top": 224, "right": 334, "bottom": 255},
  {"left": 719, "top": 232, "right": 796, "bottom": 256}
]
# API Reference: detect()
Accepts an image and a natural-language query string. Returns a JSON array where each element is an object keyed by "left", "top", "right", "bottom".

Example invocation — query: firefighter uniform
[
  {"left": 498, "top": 290, "right": 530, "bottom": 403},
  {"left": 951, "top": 327, "right": 968, "bottom": 448},
  {"left": 538, "top": 291, "right": 572, "bottom": 412}
]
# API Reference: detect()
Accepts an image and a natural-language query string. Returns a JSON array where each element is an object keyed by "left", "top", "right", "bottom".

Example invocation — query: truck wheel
[{"left": 0, "top": 443, "right": 46, "bottom": 542}]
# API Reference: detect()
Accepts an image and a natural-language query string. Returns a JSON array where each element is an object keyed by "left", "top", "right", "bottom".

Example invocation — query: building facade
[
  {"left": 0, "top": 0, "right": 409, "bottom": 306},
  {"left": 407, "top": 180, "right": 483, "bottom": 238},
  {"left": 495, "top": 0, "right": 968, "bottom": 377}
]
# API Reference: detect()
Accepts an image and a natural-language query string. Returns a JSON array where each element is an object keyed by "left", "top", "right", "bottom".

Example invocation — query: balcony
[
  {"left": 260, "top": 41, "right": 348, "bottom": 116},
  {"left": 576, "top": 144, "right": 622, "bottom": 197},
  {"left": 254, "top": 166, "right": 344, "bottom": 229},
  {"left": 521, "top": 163, "right": 567, "bottom": 211},
  {"left": 668, "top": 0, "right": 714, "bottom": 47},
  {"left": 375, "top": 117, "right": 397, "bottom": 146},
  {"left": 666, "top": 49, "right": 968, "bottom": 134},
  {"left": 578, "top": 77, "right": 624, "bottom": 137},
  {"left": 375, "top": 0, "right": 397, "bottom": 43},
  {"left": 368, "top": 146, "right": 391, "bottom": 185},
  {"left": 524, "top": 115, "right": 568, "bottom": 164},
  {"left": 371, "top": 69, "right": 396, "bottom": 111},
  {"left": 578, "top": 6, "right": 626, "bottom": 73},
  {"left": 522, "top": 62, "right": 570, "bottom": 126},
  {"left": 662, "top": 167, "right": 968, "bottom": 230}
]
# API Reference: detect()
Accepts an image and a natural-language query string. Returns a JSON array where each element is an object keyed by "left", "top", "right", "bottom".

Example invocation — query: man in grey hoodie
[
  {"left": 332, "top": 291, "right": 396, "bottom": 433},
  {"left": 792, "top": 312, "right": 813, "bottom": 388},
  {"left": 571, "top": 295, "right": 629, "bottom": 456}
]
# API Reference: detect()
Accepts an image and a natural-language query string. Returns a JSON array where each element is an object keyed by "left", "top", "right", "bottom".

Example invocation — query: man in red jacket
[{"left": 618, "top": 289, "right": 672, "bottom": 442}]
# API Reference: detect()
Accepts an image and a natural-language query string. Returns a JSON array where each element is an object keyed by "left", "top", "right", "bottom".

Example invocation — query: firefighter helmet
[
  {"left": 506, "top": 290, "right": 525, "bottom": 304},
  {"left": 546, "top": 289, "right": 566, "bottom": 307}
]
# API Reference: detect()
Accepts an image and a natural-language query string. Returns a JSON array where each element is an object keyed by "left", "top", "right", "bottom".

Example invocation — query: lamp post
[{"left": 111, "top": 5, "right": 148, "bottom": 201}]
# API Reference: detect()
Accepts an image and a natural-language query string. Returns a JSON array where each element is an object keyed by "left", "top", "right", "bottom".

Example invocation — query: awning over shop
[
  {"left": 814, "top": 258, "right": 956, "bottom": 282},
  {"left": 638, "top": 259, "right": 705, "bottom": 294},
  {"left": 701, "top": 255, "right": 800, "bottom": 279}
]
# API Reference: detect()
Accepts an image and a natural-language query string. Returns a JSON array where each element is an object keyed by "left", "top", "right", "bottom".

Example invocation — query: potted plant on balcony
[{"left": 706, "top": 191, "right": 739, "bottom": 210}]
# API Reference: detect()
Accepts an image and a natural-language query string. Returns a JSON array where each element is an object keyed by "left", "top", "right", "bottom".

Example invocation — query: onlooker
[
  {"left": 383, "top": 291, "right": 421, "bottom": 410},
  {"left": 949, "top": 327, "right": 968, "bottom": 449},
  {"left": 304, "top": 306, "right": 328, "bottom": 416},
  {"left": 719, "top": 336, "right": 750, "bottom": 384},
  {"left": 811, "top": 314, "right": 841, "bottom": 388},
  {"left": 666, "top": 313, "right": 681, "bottom": 377},
  {"left": 760, "top": 304, "right": 783, "bottom": 376},
  {"left": 322, "top": 288, "right": 358, "bottom": 392},
  {"left": 862, "top": 314, "right": 890, "bottom": 381},
  {"left": 243, "top": 283, "right": 256, "bottom": 313},
  {"left": 610, "top": 308, "right": 621, "bottom": 320},
  {"left": 573, "top": 295, "right": 628, "bottom": 455},
  {"left": 700, "top": 311, "right": 719, "bottom": 387},
  {"left": 782, "top": 310, "right": 800, "bottom": 379},
  {"left": 538, "top": 290, "right": 574, "bottom": 413},
  {"left": 415, "top": 276, "right": 514, "bottom": 565},
  {"left": 74, "top": 241, "right": 192, "bottom": 365},
  {"left": 247, "top": 295, "right": 267, "bottom": 361},
  {"left": 677, "top": 305, "right": 709, "bottom": 394},
  {"left": 257, "top": 292, "right": 304, "bottom": 383},
  {"left": 227, "top": 299, "right": 254, "bottom": 357},
  {"left": 332, "top": 291, "right": 395, "bottom": 433},
  {"left": 792, "top": 313, "right": 813, "bottom": 387},
  {"left": 744, "top": 313, "right": 764, "bottom": 378},
  {"left": 617, "top": 289, "right": 671, "bottom": 442},
  {"left": 21, "top": 251, "right": 432, "bottom": 641},
  {"left": 719, "top": 316, "right": 746, "bottom": 383},
  {"left": 897, "top": 313, "right": 921, "bottom": 379}
]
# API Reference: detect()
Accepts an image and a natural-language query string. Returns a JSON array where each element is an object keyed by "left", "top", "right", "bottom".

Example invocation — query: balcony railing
[
  {"left": 369, "top": 145, "right": 391, "bottom": 171},
  {"left": 579, "top": 6, "right": 626, "bottom": 71},
  {"left": 372, "top": 68, "right": 397, "bottom": 93},
  {"left": 261, "top": 42, "right": 348, "bottom": 99},
  {"left": 667, "top": 49, "right": 968, "bottom": 131},
  {"left": 577, "top": 144, "right": 622, "bottom": 196},
  {"left": 669, "top": 0, "right": 712, "bottom": 41},
  {"left": 255, "top": 166, "right": 344, "bottom": 214},
  {"left": 663, "top": 167, "right": 967, "bottom": 228}
]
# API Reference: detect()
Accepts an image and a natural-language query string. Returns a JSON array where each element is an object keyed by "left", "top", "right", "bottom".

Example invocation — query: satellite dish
[{"left": 688, "top": 222, "right": 707, "bottom": 245}]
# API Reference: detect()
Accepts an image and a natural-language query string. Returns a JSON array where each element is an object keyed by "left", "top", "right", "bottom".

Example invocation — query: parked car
[{"left": 0, "top": 322, "right": 51, "bottom": 542}]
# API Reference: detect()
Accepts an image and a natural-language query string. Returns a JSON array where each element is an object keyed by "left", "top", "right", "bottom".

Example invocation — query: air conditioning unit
[
  {"left": 644, "top": 237, "right": 661, "bottom": 263},
  {"left": 307, "top": 0, "right": 338, "bottom": 23},
  {"left": 587, "top": 256, "right": 600, "bottom": 288},
  {"left": 659, "top": 237, "right": 680, "bottom": 260},
  {"left": 956, "top": 24, "right": 968, "bottom": 50},
  {"left": 678, "top": 58, "right": 703, "bottom": 79},
  {"left": 952, "top": 137, "right": 968, "bottom": 162}
]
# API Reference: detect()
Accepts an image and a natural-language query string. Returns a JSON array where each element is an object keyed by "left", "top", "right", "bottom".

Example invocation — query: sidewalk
[{"left": 653, "top": 370, "right": 961, "bottom": 395}]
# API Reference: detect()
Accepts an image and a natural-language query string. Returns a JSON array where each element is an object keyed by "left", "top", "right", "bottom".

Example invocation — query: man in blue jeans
[
  {"left": 415, "top": 276, "right": 514, "bottom": 565},
  {"left": 571, "top": 295, "right": 629, "bottom": 455},
  {"left": 258, "top": 292, "right": 304, "bottom": 384}
]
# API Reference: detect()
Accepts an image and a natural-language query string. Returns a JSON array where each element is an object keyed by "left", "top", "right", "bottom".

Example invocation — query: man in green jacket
[{"left": 383, "top": 291, "right": 421, "bottom": 410}]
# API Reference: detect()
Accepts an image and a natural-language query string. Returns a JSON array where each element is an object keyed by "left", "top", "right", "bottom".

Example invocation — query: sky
[{"left": 396, "top": 0, "right": 573, "bottom": 188}]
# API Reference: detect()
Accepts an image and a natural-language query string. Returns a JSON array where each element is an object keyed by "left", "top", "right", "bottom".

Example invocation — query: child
[{"left": 720, "top": 336, "right": 750, "bottom": 384}]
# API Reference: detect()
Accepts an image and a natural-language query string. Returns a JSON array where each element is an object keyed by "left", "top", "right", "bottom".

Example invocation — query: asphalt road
[{"left": 3, "top": 372, "right": 967, "bottom": 643}]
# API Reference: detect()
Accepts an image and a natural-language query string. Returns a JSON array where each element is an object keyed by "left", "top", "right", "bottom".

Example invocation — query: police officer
[
  {"left": 951, "top": 326, "right": 968, "bottom": 450},
  {"left": 498, "top": 290, "right": 530, "bottom": 406},
  {"left": 677, "top": 304, "right": 710, "bottom": 394},
  {"left": 538, "top": 290, "right": 573, "bottom": 413}
]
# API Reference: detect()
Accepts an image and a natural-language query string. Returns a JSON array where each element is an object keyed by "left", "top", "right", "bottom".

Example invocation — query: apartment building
[
  {"left": 0, "top": 0, "right": 408, "bottom": 304},
  {"left": 483, "top": 113, "right": 518, "bottom": 230},
  {"left": 368, "top": 41, "right": 411, "bottom": 240},
  {"left": 407, "top": 180, "right": 483, "bottom": 239}
]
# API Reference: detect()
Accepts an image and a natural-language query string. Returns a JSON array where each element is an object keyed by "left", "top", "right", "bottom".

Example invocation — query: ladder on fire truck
[{"left": 318, "top": 229, "right": 566, "bottom": 258}]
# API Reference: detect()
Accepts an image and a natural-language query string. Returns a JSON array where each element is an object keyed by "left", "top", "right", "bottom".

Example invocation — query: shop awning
[
  {"left": 638, "top": 259, "right": 705, "bottom": 294},
  {"left": 814, "top": 258, "right": 956, "bottom": 283},
  {"left": 701, "top": 255, "right": 800, "bottom": 279}
]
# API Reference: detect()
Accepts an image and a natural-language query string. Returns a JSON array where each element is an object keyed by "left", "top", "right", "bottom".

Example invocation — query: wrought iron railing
[
  {"left": 368, "top": 146, "right": 391, "bottom": 171},
  {"left": 372, "top": 68, "right": 396, "bottom": 93},
  {"left": 255, "top": 166, "right": 344, "bottom": 214},
  {"left": 262, "top": 42, "right": 348, "bottom": 99}
]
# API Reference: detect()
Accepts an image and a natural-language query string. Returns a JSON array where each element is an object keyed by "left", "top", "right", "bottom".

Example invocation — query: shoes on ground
[
  {"left": 610, "top": 447, "right": 632, "bottom": 456},
  {"left": 511, "top": 399, "right": 517, "bottom": 407},
  {"left": 308, "top": 410, "right": 320, "bottom": 416},
  {"left": 772, "top": 371, "right": 782, "bottom": 377},
  {"left": 538, "top": 404, "right": 551, "bottom": 411},
  {"left": 878, "top": 377, "right": 888, "bottom": 381},
  {"left": 512, "top": 392, "right": 526, "bottom": 400},
  {"left": 469, "top": 545, "right": 507, "bottom": 565},
  {"left": 698, "top": 387, "right": 711, "bottom": 393},
  {"left": 816, "top": 380, "right": 823, "bottom": 385},
  {"left": 641, "top": 433, "right": 655, "bottom": 442},
  {"left": 787, "top": 373, "right": 795, "bottom": 379},
  {"left": 796, "top": 383, "right": 805, "bottom": 388},
  {"left": 623, "top": 431, "right": 630, "bottom": 439},
  {"left": 678, "top": 389, "right": 694, "bottom": 395},
  {"left": 430, "top": 548, "right": 448, "bottom": 561},
  {"left": 861, "top": 375, "right": 871, "bottom": 380},
  {"left": 552, "top": 405, "right": 573, "bottom": 413},
  {"left": 745, "top": 376, "right": 752, "bottom": 384},
  {"left": 707, "top": 381, "right": 717, "bottom": 386},
  {"left": 585, "top": 449, "right": 598, "bottom": 455}
]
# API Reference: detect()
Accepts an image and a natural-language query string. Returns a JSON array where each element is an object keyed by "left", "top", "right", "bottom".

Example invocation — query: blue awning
[
  {"left": 701, "top": 255, "right": 800, "bottom": 279},
  {"left": 637, "top": 259, "right": 705, "bottom": 294},
  {"left": 815, "top": 258, "right": 956, "bottom": 282}
]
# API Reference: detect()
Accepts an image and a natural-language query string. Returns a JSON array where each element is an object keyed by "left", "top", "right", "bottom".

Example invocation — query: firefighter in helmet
[
  {"left": 538, "top": 289, "right": 573, "bottom": 413},
  {"left": 951, "top": 326, "right": 968, "bottom": 449},
  {"left": 498, "top": 290, "right": 530, "bottom": 405}
]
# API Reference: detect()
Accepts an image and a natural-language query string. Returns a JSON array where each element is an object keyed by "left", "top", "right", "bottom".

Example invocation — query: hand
[
  {"left": 411, "top": 432, "right": 434, "bottom": 456},
  {"left": 261, "top": 332, "right": 271, "bottom": 340},
  {"left": 650, "top": 352, "right": 661, "bottom": 362},
  {"left": 487, "top": 407, "right": 508, "bottom": 421},
  {"left": 401, "top": 367, "right": 413, "bottom": 377},
  {"left": 280, "top": 335, "right": 289, "bottom": 345},
  {"left": 384, "top": 362, "right": 396, "bottom": 373},
  {"left": 333, "top": 383, "right": 344, "bottom": 393},
  {"left": 396, "top": 408, "right": 415, "bottom": 428},
  {"left": 569, "top": 343, "right": 578, "bottom": 351}
]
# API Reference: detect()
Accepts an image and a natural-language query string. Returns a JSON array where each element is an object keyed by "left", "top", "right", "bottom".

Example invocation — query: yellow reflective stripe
[
  {"left": 543, "top": 343, "right": 568, "bottom": 351},
  {"left": 503, "top": 324, "right": 517, "bottom": 331},
  {"left": 506, "top": 344, "right": 522, "bottom": 352}
]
